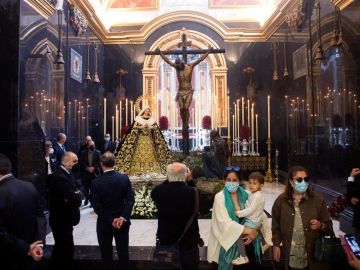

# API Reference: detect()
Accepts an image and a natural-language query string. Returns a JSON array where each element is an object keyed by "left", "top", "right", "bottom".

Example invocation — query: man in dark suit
[
  {"left": 52, "top": 133, "right": 67, "bottom": 165},
  {"left": 48, "top": 152, "right": 82, "bottom": 270},
  {"left": 100, "top": 133, "right": 117, "bottom": 154},
  {"left": 347, "top": 168, "right": 360, "bottom": 240},
  {"left": 151, "top": 162, "right": 200, "bottom": 270},
  {"left": 91, "top": 152, "right": 135, "bottom": 270},
  {"left": 79, "top": 140, "right": 101, "bottom": 206},
  {"left": 0, "top": 153, "right": 45, "bottom": 270}
]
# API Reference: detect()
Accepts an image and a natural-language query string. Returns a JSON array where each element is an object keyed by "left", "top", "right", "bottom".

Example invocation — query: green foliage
[{"left": 213, "top": 180, "right": 225, "bottom": 194}]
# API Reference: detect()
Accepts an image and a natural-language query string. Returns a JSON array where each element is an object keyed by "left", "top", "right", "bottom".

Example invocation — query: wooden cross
[{"left": 145, "top": 31, "right": 225, "bottom": 62}]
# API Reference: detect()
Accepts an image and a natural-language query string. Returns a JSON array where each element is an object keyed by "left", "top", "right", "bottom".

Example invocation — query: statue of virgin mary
[{"left": 114, "top": 107, "right": 172, "bottom": 175}]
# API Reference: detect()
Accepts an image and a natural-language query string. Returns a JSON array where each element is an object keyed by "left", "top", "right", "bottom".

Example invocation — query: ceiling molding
[
  {"left": 330, "top": 0, "right": 354, "bottom": 10},
  {"left": 25, "top": 0, "right": 56, "bottom": 18},
  {"left": 31, "top": 0, "right": 308, "bottom": 44}
]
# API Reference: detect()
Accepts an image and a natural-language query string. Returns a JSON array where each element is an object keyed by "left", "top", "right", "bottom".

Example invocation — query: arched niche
[{"left": 142, "top": 29, "right": 228, "bottom": 129}]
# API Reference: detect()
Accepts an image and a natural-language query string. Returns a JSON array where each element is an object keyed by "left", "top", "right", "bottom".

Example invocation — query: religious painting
[
  {"left": 109, "top": 0, "right": 158, "bottom": 9},
  {"left": 209, "top": 0, "right": 260, "bottom": 7},
  {"left": 293, "top": 44, "right": 308, "bottom": 80},
  {"left": 70, "top": 48, "right": 82, "bottom": 83}
]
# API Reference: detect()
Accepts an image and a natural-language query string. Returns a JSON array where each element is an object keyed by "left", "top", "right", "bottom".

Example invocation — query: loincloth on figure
[{"left": 175, "top": 89, "right": 194, "bottom": 109}]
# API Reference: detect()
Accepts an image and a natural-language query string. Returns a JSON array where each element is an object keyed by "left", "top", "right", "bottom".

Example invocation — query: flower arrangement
[
  {"left": 159, "top": 116, "right": 169, "bottom": 130},
  {"left": 131, "top": 186, "right": 157, "bottom": 219},
  {"left": 202, "top": 115, "right": 212, "bottom": 129}
]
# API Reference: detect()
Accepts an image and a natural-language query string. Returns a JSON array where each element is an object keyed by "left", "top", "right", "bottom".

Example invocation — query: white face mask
[
  {"left": 49, "top": 147, "right": 54, "bottom": 154},
  {"left": 104, "top": 137, "right": 110, "bottom": 141}
]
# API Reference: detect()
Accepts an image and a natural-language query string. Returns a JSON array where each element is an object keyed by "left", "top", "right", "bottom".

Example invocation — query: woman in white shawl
[
  {"left": 208, "top": 167, "right": 272, "bottom": 269},
  {"left": 114, "top": 107, "right": 172, "bottom": 175}
]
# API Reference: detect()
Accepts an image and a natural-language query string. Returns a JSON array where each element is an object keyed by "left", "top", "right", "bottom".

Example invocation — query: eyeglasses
[
  {"left": 45, "top": 145, "right": 52, "bottom": 148},
  {"left": 293, "top": 177, "right": 310, "bottom": 183},
  {"left": 225, "top": 166, "right": 240, "bottom": 172},
  {"left": 73, "top": 160, "right": 78, "bottom": 164}
]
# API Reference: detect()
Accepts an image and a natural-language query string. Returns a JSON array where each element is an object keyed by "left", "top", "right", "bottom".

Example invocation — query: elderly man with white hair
[{"left": 151, "top": 162, "right": 200, "bottom": 270}]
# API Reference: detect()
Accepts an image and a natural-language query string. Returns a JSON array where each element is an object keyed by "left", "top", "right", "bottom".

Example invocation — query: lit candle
[
  {"left": 241, "top": 97, "right": 245, "bottom": 126},
  {"left": 247, "top": 99, "right": 250, "bottom": 128},
  {"left": 130, "top": 100, "right": 134, "bottom": 123},
  {"left": 115, "top": 105, "right": 119, "bottom": 139},
  {"left": 119, "top": 100, "right": 122, "bottom": 137},
  {"left": 234, "top": 103, "right": 237, "bottom": 138},
  {"left": 236, "top": 99, "right": 240, "bottom": 139},
  {"left": 227, "top": 95, "right": 230, "bottom": 139},
  {"left": 125, "top": 98, "right": 128, "bottom": 127},
  {"left": 256, "top": 114, "right": 258, "bottom": 142},
  {"left": 232, "top": 114, "right": 235, "bottom": 139},
  {"left": 104, "top": 98, "right": 107, "bottom": 135},
  {"left": 267, "top": 95, "right": 271, "bottom": 138},
  {"left": 112, "top": 116, "right": 114, "bottom": 141},
  {"left": 251, "top": 103, "right": 254, "bottom": 141}
]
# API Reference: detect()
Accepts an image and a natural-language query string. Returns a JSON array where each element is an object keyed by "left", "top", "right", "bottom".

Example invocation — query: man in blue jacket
[{"left": 91, "top": 152, "right": 135, "bottom": 270}]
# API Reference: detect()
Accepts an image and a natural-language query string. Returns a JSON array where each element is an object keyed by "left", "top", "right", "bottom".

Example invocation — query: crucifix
[{"left": 145, "top": 28, "right": 225, "bottom": 155}]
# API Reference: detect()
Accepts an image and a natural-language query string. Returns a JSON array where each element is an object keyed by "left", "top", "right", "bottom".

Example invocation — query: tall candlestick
[
  {"left": 247, "top": 99, "right": 250, "bottom": 128},
  {"left": 256, "top": 114, "right": 258, "bottom": 142},
  {"left": 236, "top": 99, "right": 240, "bottom": 138},
  {"left": 130, "top": 101, "right": 134, "bottom": 123},
  {"left": 232, "top": 114, "right": 235, "bottom": 139},
  {"left": 234, "top": 103, "right": 237, "bottom": 138},
  {"left": 227, "top": 95, "right": 230, "bottom": 139},
  {"left": 119, "top": 100, "right": 122, "bottom": 137},
  {"left": 267, "top": 95, "right": 271, "bottom": 138},
  {"left": 251, "top": 103, "right": 254, "bottom": 140},
  {"left": 112, "top": 116, "right": 114, "bottom": 141},
  {"left": 115, "top": 105, "right": 119, "bottom": 139},
  {"left": 104, "top": 98, "right": 107, "bottom": 135},
  {"left": 241, "top": 97, "right": 245, "bottom": 126},
  {"left": 125, "top": 98, "right": 128, "bottom": 127}
]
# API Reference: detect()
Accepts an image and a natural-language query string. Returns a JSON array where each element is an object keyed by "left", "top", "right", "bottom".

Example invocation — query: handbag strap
[{"left": 176, "top": 187, "right": 199, "bottom": 244}]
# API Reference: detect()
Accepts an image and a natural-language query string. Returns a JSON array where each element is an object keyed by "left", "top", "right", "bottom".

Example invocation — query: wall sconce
[{"left": 56, "top": 0, "right": 65, "bottom": 64}]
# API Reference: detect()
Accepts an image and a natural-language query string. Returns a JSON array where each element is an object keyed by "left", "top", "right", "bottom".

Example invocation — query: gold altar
[{"left": 231, "top": 156, "right": 266, "bottom": 171}]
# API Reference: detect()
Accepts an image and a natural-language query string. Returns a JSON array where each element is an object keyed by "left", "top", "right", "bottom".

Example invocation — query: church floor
[{"left": 43, "top": 182, "right": 344, "bottom": 269}]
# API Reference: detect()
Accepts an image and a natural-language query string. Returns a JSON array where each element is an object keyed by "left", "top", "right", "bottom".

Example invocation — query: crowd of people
[{"left": 1, "top": 132, "right": 360, "bottom": 270}]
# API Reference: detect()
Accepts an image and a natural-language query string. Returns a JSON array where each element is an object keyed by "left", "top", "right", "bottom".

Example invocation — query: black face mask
[{"left": 89, "top": 145, "right": 95, "bottom": 151}]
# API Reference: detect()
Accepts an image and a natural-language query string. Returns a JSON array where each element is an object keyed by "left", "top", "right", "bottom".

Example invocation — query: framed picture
[
  {"left": 70, "top": 48, "right": 82, "bottom": 83},
  {"left": 209, "top": 0, "right": 260, "bottom": 8},
  {"left": 109, "top": 0, "right": 158, "bottom": 9},
  {"left": 293, "top": 44, "right": 308, "bottom": 80}
]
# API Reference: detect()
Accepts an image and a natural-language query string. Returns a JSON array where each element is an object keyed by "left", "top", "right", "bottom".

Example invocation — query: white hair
[{"left": 166, "top": 163, "right": 187, "bottom": 182}]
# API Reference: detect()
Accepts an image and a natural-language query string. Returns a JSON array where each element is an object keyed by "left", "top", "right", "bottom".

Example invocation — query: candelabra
[
  {"left": 56, "top": 1, "right": 64, "bottom": 64},
  {"left": 264, "top": 139, "right": 274, "bottom": 182}
]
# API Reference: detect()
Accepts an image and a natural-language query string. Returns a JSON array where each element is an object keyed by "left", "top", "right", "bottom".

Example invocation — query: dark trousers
[
  {"left": 180, "top": 246, "right": 199, "bottom": 270},
  {"left": 234, "top": 243, "right": 258, "bottom": 270},
  {"left": 50, "top": 224, "right": 74, "bottom": 270},
  {"left": 81, "top": 176, "right": 94, "bottom": 201},
  {"left": 97, "top": 219, "right": 130, "bottom": 270}
]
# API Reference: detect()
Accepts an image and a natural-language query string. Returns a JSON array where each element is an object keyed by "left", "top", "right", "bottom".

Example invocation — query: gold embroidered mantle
[{"left": 114, "top": 122, "right": 173, "bottom": 176}]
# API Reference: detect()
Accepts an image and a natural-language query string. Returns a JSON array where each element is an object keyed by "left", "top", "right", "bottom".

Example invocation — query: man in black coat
[
  {"left": 347, "top": 167, "right": 360, "bottom": 239},
  {"left": 52, "top": 133, "right": 67, "bottom": 165},
  {"left": 79, "top": 140, "right": 101, "bottom": 206},
  {"left": 100, "top": 133, "right": 117, "bottom": 154},
  {"left": 48, "top": 152, "right": 82, "bottom": 270},
  {"left": 0, "top": 153, "right": 45, "bottom": 270},
  {"left": 91, "top": 152, "right": 135, "bottom": 270},
  {"left": 78, "top": 135, "right": 92, "bottom": 156},
  {"left": 151, "top": 162, "right": 200, "bottom": 270}
]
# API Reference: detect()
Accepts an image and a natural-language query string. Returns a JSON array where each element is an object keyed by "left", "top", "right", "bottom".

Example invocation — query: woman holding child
[
  {"left": 271, "top": 166, "right": 333, "bottom": 270},
  {"left": 208, "top": 167, "right": 271, "bottom": 269}
]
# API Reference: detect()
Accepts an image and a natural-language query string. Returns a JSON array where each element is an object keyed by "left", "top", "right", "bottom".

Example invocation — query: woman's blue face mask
[
  {"left": 292, "top": 180, "right": 309, "bottom": 193},
  {"left": 225, "top": 182, "right": 239, "bottom": 193}
]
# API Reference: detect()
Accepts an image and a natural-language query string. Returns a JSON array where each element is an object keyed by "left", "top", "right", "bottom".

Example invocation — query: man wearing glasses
[{"left": 48, "top": 152, "right": 83, "bottom": 270}]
